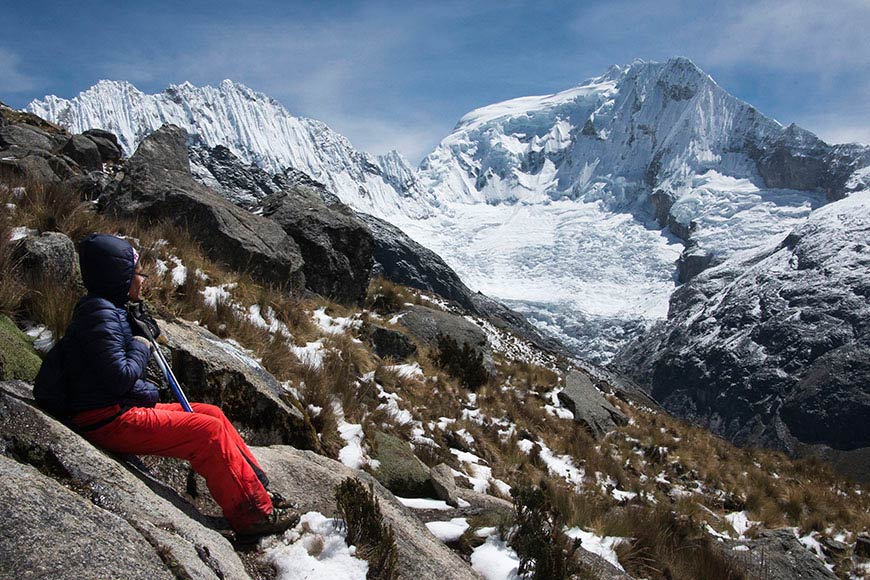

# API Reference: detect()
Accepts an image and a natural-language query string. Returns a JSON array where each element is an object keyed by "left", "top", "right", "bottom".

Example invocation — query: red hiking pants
[{"left": 75, "top": 402, "right": 272, "bottom": 531}]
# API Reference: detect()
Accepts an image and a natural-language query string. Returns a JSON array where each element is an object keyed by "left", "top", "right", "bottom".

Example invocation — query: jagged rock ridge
[
  {"left": 614, "top": 190, "right": 870, "bottom": 481},
  {"left": 27, "top": 79, "right": 428, "bottom": 218}
]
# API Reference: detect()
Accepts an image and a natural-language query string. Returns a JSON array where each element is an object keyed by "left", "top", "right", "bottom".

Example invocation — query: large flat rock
[{"left": 0, "top": 382, "right": 251, "bottom": 580}]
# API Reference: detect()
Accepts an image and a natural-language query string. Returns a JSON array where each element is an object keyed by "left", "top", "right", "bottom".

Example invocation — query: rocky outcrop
[
  {"left": 254, "top": 446, "right": 480, "bottom": 580},
  {"left": 369, "top": 324, "right": 418, "bottom": 361},
  {"left": 397, "top": 305, "right": 494, "bottom": 371},
  {"left": 105, "top": 124, "right": 305, "bottom": 290},
  {"left": 724, "top": 530, "right": 838, "bottom": 580},
  {"left": 614, "top": 191, "right": 870, "bottom": 480},
  {"left": 358, "top": 212, "right": 478, "bottom": 310},
  {"left": 430, "top": 463, "right": 460, "bottom": 508},
  {"left": 82, "top": 129, "right": 122, "bottom": 162},
  {"left": 0, "top": 104, "right": 123, "bottom": 189},
  {"left": 557, "top": 370, "right": 628, "bottom": 438},
  {"left": 750, "top": 125, "right": 870, "bottom": 199},
  {"left": 372, "top": 431, "right": 436, "bottom": 498},
  {"left": 12, "top": 231, "right": 81, "bottom": 287},
  {"left": 160, "top": 318, "right": 317, "bottom": 450},
  {"left": 181, "top": 140, "right": 564, "bottom": 355},
  {"left": 261, "top": 184, "right": 374, "bottom": 305},
  {"left": 0, "top": 382, "right": 252, "bottom": 580},
  {"left": 189, "top": 143, "right": 285, "bottom": 209},
  {"left": 60, "top": 134, "right": 102, "bottom": 172}
]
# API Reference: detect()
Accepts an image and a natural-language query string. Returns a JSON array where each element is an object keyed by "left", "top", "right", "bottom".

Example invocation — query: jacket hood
[{"left": 78, "top": 234, "right": 137, "bottom": 306}]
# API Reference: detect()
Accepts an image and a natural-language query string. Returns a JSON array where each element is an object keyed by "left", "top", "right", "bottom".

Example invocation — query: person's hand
[{"left": 127, "top": 301, "right": 161, "bottom": 340}]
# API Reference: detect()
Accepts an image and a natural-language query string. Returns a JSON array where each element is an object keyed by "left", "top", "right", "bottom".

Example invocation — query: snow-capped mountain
[
  {"left": 28, "top": 60, "right": 870, "bottom": 362},
  {"left": 614, "top": 189, "right": 870, "bottom": 477},
  {"left": 27, "top": 79, "right": 428, "bottom": 218},
  {"left": 399, "top": 58, "right": 869, "bottom": 360}
]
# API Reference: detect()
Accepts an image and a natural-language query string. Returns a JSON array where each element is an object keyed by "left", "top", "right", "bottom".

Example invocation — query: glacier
[{"left": 28, "top": 58, "right": 870, "bottom": 362}]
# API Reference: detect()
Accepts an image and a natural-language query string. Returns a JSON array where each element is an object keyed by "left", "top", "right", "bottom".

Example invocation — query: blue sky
[{"left": 1, "top": 0, "right": 867, "bottom": 163}]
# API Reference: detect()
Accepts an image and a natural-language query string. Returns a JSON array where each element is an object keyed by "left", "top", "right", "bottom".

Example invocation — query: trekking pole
[
  {"left": 129, "top": 302, "right": 194, "bottom": 413},
  {"left": 149, "top": 336, "right": 194, "bottom": 413}
]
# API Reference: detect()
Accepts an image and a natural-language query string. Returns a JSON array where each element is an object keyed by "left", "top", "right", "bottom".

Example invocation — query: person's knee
[
  {"left": 188, "top": 414, "right": 224, "bottom": 444},
  {"left": 191, "top": 403, "right": 223, "bottom": 418}
]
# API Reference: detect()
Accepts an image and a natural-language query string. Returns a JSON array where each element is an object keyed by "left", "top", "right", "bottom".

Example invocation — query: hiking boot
[
  {"left": 236, "top": 507, "right": 301, "bottom": 540},
  {"left": 267, "top": 490, "right": 297, "bottom": 510}
]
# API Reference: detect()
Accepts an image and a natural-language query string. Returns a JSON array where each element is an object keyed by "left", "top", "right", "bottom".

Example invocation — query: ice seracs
[{"left": 28, "top": 79, "right": 429, "bottom": 218}]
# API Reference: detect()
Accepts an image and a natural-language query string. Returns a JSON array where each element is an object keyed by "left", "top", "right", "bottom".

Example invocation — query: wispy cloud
[
  {"left": 706, "top": 0, "right": 870, "bottom": 72},
  {"left": 0, "top": 47, "right": 39, "bottom": 95}
]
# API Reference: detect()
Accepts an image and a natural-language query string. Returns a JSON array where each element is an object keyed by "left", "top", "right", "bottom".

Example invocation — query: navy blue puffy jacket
[{"left": 63, "top": 234, "right": 158, "bottom": 411}]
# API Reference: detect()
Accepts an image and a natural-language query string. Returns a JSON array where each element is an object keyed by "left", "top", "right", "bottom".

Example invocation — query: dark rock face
[
  {"left": 82, "top": 128, "right": 122, "bottom": 162},
  {"left": 189, "top": 143, "right": 286, "bottom": 209},
  {"left": 614, "top": 192, "right": 870, "bottom": 480},
  {"left": 724, "top": 530, "right": 838, "bottom": 580},
  {"left": 161, "top": 319, "right": 318, "bottom": 450},
  {"left": 12, "top": 231, "right": 81, "bottom": 287},
  {"left": 397, "top": 305, "right": 494, "bottom": 370},
  {"left": 750, "top": 125, "right": 870, "bottom": 199},
  {"left": 0, "top": 123, "right": 59, "bottom": 152},
  {"left": 369, "top": 324, "right": 418, "bottom": 361},
  {"left": 261, "top": 185, "right": 374, "bottom": 305},
  {"left": 676, "top": 245, "right": 715, "bottom": 283},
  {"left": 60, "top": 134, "right": 102, "bottom": 172},
  {"left": 557, "top": 370, "right": 628, "bottom": 438},
  {"left": 106, "top": 124, "right": 305, "bottom": 290},
  {"left": 0, "top": 105, "right": 122, "bottom": 192},
  {"left": 429, "top": 463, "right": 459, "bottom": 508}
]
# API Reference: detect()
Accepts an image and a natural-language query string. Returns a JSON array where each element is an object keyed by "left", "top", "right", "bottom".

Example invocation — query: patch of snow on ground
[
  {"left": 725, "top": 511, "right": 757, "bottom": 538},
  {"left": 449, "top": 448, "right": 511, "bottom": 494},
  {"left": 264, "top": 511, "right": 368, "bottom": 580},
  {"left": 544, "top": 388, "right": 574, "bottom": 420},
  {"left": 333, "top": 402, "right": 376, "bottom": 470},
  {"left": 611, "top": 489, "right": 638, "bottom": 502},
  {"left": 385, "top": 362, "right": 424, "bottom": 378},
  {"left": 290, "top": 340, "right": 325, "bottom": 369},
  {"left": 396, "top": 497, "right": 453, "bottom": 511},
  {"left": 565, "top": 528, "right": 626, "bottom": 571},
  {"left": 517, "top": 438, "right": 584, "bottom": 488},
  {"left": 313, "top": 308, "right": 360, "bottom": 335},
  {"left": 202, "top": 336, "right": 262, "bottom": 370},
  {"left": 426, "top": 518, "right": 470, "bottom": 543},
  {"left": 373, "top": 381, "right": 415, "bottom": 425},
  {"left": 201, "top": 283, "right": 235, "bottom": 308},
  {"left": 247, "top": 304, "right": 289, "bottom": 336},
  {"left": 471, "top": 535, "right": 521, "bottom": 580},
  {"left": 169, "top": 256, "right": 187, "bottom": 286},
  {"left": 9, "top": 226, "right": 36, "bottom": 241}
]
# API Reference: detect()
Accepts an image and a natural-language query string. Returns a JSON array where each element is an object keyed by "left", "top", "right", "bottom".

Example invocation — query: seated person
[{"left": 60, "top": 233, "right": 297, "bottom": 538}]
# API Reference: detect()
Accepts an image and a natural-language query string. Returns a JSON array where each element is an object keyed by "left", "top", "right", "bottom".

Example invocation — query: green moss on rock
[{"left": 0, "top": 315, "right": 42, "bottom": 382}]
